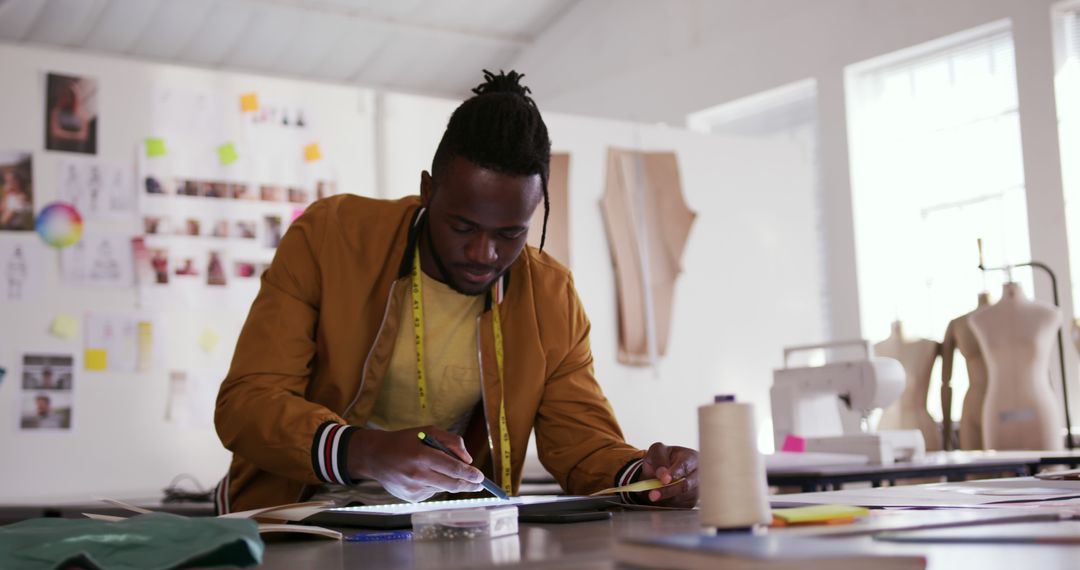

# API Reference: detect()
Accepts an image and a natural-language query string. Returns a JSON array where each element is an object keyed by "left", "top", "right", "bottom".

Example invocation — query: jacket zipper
[
  {"left": 345, "top": 280, "right": 400, "bottom": 419},
  {"left": 475, "top": 315, "right": 497, "bottom": 476}
]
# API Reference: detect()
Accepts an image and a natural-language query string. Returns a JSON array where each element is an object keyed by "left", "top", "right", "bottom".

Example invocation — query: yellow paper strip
[{"left": 590, "top": 477, "right": 685, "bottom": 497}]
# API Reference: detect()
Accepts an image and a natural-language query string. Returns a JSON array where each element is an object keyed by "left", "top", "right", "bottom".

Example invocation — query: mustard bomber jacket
[{"left": 214, "top": 194, "right": 644, "bottom": 512}]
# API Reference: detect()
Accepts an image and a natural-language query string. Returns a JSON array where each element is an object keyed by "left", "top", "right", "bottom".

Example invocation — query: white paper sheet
[
  {"left": 59, "top": 232, "right": 135, "bottom": 288},
  {"left": 771, "top": 477, "right": 1080, "bottom": 508},
  {"left": 0, "top": 240, "right": 46, "bottom": 301},
  {"left": 57, "top": 158, "right": 137, "bottom": 220}
]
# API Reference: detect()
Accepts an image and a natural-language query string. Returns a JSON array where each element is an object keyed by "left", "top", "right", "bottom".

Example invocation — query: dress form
[
  {"left": 875, "top": 320, "right": 943, "bottom": 451},
  {"left": 940, "top": 292, "right": 991, "bottom": 450},
  {"left": 969, "top": 282, "right": 1064, "bottom": 450}
]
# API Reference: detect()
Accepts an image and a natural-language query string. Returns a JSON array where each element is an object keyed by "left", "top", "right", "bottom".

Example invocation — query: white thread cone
[{"left": 698, "top": 399, "right": 771, "bottom": 529}]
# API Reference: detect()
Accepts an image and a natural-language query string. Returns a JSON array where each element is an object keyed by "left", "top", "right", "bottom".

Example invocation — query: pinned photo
[
  {"left": 315, "top": 180, "right": 338, "bottom": 200},
  {"left": 144, "top": 175, "right": 170, "bottom": 195},
  {"left": 19, "top": 353, "right": 74, "bottom": 431},
  {"left": 144, "top": 215, "right": 172, "bottom": 235},
  {"left": 205, "top": 182, "right": 227, "bottom": 199},
  {"left": 0, "top": 152, "right": 34, "bottom": 232},
  {"left": 45, "top": 73, "right": 98, "bottom": 155},
  {"left": 264, "top": 215, "right": 283, "bottom": 248},
  {"left": 144, "top": 247, "right": 169, "bottom": 284},
  {"left": 178, "top": 180, "right": 199, "bottom": 197},
  {"left": 234, "top": 261, "right": 258, "bottom": 278},
  {"left": 174, "top": 257, "right": 199, "bottom": 277},
  {"left": 210, "top": 219, "right": 229, "bottom": 238},
  {"left": 231, "top": 184, "right": 255, "bottom": 200},
  {"left": 207, "top": 250, "right": 226, "bottom": 286},
  {"left": 235, "top": 220, "right": 257, "bottom": 239},
  {"left": 184, "top": 218, "right": 201, "bottom": 237},
  {"left": 288, "top": 187, "right": 309, "bottom": 204},
  {"left": 260, "top": 185, "right": 285, "bottom": 202}
]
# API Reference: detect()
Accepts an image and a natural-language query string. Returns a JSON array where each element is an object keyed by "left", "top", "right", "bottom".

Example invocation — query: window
[
  {"left": 846, "top": 23, "right": 1031, "bottom": 422},
  {"left": 1055, "top": 4, "right": 1080, "bottom": 313}
]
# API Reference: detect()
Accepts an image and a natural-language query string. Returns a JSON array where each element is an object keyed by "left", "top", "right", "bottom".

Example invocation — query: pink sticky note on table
[{"left": 781, "top": 435, "right": 806, "bottom": 452}]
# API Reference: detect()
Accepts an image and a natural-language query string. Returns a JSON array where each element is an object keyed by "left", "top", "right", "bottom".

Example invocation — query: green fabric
[{"left": 0, "top": 512, "right": 264, "bottom": 570}]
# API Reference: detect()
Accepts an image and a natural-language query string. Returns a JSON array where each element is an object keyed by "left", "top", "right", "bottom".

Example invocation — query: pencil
[{"left": 417, "top": 431, "right": 510, "bottom": 500}]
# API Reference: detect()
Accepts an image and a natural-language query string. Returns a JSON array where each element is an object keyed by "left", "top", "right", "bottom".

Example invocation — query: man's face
[
  {"left": 35, "top": 397, "right": 49, "bottom": 416},
  {"left": 420, "top": 157, "right": 542, "bottom": 296}
]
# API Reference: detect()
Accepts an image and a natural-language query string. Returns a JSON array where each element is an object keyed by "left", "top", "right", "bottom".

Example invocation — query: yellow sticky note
[
  {"left": 303, "top": 143, "right": 322, "bottom": 162},
  {"left": 589, "top": 477, "right": 685, "bottom": 497},
  {"left": 50, "top": 314, "right": 78, "bottom": 339},
  {"left": 771, "top": 504, "right": 869, "bottom": 526},
  {"left": 240, "top": 92, "right": 259, "bottom": 112},
  {"left": 85, "top": 349, "right": 108, "bottom": 371},
  {"left": 198, "top": 328, "right": 220, "bottom": 353},
  {"left": 218, "top": 142, "right": 239, "bottom": 166},
  {"left": 145, "top": 138, "right": 167, "bottom": 158}
]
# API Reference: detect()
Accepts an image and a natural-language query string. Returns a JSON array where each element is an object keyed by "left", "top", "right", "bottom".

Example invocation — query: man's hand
[
  {"left": 347, "top": 425, "right": 485, "bottom": 502},
  {"left": 637, "top": 442, "right": 699, "bottom": 508}
]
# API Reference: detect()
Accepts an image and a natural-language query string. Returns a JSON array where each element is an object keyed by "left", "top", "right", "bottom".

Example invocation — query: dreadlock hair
[{"left": 431, "top": 69, "right": 553, "bottom": 252}]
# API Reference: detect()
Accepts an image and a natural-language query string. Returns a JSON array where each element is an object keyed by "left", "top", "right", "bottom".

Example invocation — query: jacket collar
[{"left": 398, "top": 206, "right": 511, "bottom": 310}]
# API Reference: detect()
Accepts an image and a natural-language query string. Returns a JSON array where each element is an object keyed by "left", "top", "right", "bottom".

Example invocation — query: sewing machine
[{"left": 771, "top": 340, "right": 926, "bottom": 465}]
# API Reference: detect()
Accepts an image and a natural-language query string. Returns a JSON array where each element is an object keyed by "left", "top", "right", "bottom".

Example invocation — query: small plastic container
[{"left": 411, "top": 505, "right": 519, "bottom": 541}]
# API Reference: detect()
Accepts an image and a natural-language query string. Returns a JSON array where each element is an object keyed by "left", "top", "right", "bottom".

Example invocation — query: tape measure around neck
[{"left": 411, "top": 246, "right": 513, "bottom": 494}]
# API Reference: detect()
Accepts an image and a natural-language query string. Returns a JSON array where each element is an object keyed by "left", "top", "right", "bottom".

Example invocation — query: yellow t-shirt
[{"left": 359, "top": 271, "right": 484, "bottom": 435}]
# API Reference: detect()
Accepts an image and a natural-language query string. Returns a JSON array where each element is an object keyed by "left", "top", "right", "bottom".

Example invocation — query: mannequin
[
  {"left": 940, "top": 292, "right": 991, "bottom": 450},
  {"left": 875, "top": 320, "right": 943, "bottom": 450},
  {"left": 969, "top": 282, "right": 1064, "bottom": 450}
]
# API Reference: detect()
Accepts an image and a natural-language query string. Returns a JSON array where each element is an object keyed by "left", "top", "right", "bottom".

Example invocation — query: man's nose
[{"left": 465, "top": 233, "right": 497, "bottom": 265}]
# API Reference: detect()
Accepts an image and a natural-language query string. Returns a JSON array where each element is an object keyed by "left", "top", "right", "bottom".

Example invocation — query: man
[{"left": 215, "top": 70, "right": 698, "bottom": 512}]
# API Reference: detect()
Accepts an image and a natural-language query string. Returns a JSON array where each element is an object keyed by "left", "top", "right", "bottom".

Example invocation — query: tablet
[{"left": 302, "top": 494, "right": 617, "bottom": 529}]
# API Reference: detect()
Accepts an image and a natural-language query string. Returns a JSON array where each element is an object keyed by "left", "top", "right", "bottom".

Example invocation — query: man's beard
[{"left": 424, "top": 227, "right": 498, "bottom": 297}]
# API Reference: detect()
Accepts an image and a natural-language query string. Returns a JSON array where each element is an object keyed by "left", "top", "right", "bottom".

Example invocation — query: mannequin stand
[{"left": 979, "top": 260, "right": 1073, "bottom": 450}]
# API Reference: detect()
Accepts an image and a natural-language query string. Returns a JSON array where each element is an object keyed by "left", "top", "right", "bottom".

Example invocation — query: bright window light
[{"left": 846, "top": 23, "right": 1032, "bottom": 422}]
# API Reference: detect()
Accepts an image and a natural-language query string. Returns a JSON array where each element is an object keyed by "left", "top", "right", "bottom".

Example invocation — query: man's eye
[
  {"left": 451, "top": 225, "right": 472, "bottom": 234},
  {"left": 499, "top": 231, "right": 525, "bottom": 240}
]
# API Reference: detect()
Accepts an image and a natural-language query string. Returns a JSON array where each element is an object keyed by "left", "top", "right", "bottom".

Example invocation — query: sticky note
[
  {"left": 291, "top": 207, "right": 305, "bottom": 223},
  {"left": 85, "top": 349, "right": 108, "bottom": 371},
  {"left": 198, "top": 328, "right": 220, "bottom": 353},
  {"left": 303, "top": 143, "right": 322, "bottom": 162},
  {"left": 218, "top": 142, "right": 239, "bottom": 166},
  {"left": 781, "top": 434, "right": 806, "bottom": 452},
  {"left": 145, "top": 138, "right": 167, "bottom": 158},
  {"left": 240, "top": 92, "right": 259, "bottom": 112},
  {"left": 50, "top": 314, "right": 78, "bottom": 339},
  {"left": 771, "top": 504, "right": 869, "bottom": 526}
]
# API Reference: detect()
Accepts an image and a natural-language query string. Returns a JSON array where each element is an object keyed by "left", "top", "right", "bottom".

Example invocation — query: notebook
[{"left": 302, "top": 494, "right": 616, "bottom": 529}]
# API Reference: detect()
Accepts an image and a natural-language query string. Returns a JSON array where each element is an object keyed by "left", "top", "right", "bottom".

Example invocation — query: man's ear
[{"left": 420, "top": 171, "right": 433, "bottom": 207}]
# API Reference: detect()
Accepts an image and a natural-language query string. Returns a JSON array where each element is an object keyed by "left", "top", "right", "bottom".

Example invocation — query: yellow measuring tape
[{"left": 412, "top": 247, "right": 513, "bottom": 494}]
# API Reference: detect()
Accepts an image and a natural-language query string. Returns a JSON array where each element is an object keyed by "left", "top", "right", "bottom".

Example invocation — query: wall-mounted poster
[
  {"left": 0, "top": 152, "right": 33, "bottom": 232},
  {"left": 45, "top": 73, "right": 98, "bottom": 155}
]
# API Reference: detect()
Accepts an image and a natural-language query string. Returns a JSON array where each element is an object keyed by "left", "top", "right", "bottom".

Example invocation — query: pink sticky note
[{"left": 781, "top": 435, "right": 806, "bottom": 452}]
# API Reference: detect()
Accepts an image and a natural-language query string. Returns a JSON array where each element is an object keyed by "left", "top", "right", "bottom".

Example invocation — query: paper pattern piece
[
  {"left": 84, "top": 349, "right": 107, "bottom": 371},
  {"left": 198, "top": 328, "right": 220, "bottom": 353},
  {"left": 60, "top": 232, "right": 135, "bottom": 288},
  {"left": 601, "top": 149, "right": 696, "bottom": 366},
  {"left": 240, "top": 93, "right": 259, "bottom": 112},
  {"left": 145, "top": 138, "right": 167, "bottom": 158},
  {"left": 303, "top": 143, "right": 322, "bottom": 162},
  {"left": 217, "top": 143, "right": 239, "bottom": 166},
  {"left": 50, "top": 315, "right": 78, "bottom": 339},
  {"left": 0, "top": 240, "right": 45, "bottom": 301},
  {"left": 590, "top": 478, "right": 685, "bottom": 497}
]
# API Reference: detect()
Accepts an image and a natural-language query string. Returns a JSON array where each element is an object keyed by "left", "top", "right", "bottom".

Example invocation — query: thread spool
[{"left": 697, "top": 395, "right": 771, "bottom": 531}]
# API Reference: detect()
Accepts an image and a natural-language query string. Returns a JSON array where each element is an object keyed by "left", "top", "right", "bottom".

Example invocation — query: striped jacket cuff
[
  {"left": 614, "top": 458, "right": 645, "bottom": 504},
  {"left": 311, "top": 421, "right": 358, "bottom": 486}
]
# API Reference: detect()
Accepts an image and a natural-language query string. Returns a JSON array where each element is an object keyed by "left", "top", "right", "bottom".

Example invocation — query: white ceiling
[{"left": 0, "top": 0, "right": 575, "bottom": 97}]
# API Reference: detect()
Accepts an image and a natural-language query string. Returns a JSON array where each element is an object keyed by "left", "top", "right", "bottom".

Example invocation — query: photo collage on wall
[{"left": 137, "top": 85, "right": 340, "bottom": 306}]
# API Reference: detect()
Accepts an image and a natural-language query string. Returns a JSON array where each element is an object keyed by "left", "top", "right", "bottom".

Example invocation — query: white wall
[
  {"left": 513, "top": 0, "right": 1078, "bottom": 416},
  {"left": 0, "top": 43, "right": 375, "bottom": 501}
]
